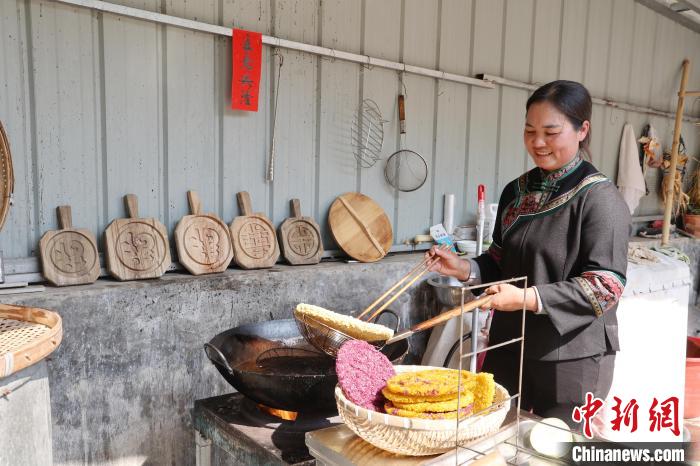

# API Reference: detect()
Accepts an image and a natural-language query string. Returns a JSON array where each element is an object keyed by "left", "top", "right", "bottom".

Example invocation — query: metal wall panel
[
  {"left": 559, "top": 0, "right": 588, "bottom": 83},
  {"left": 270, "top": 0, "right": 319, "bottom": 225},
  {"left": 317, "top": 0, "right": 361, "bottom": 246},
  {"left": 498, "top": 0, "right": 534, "bottom": 194},
  {"left": 102, "top": 6, "right": 163, "bottom": 227},
  {"left": 164, "top": 1, "right": 219, "bottom": 233},
  {"left": 0, "top": 1, "right": 34, "bottom": 257},
  {"left": 432, "top": 0, "right": 471, "bottom": 227},
  {"left": 29, "top": 2, "right": 102, "bottom": 240},
  {"left": 0, "top": 0, "right": 699, "bottom": 265},
  {"left": 359, "top": 0, "right": 401, "bottom": 229},
  {"left": 221, "top": 0, "right": 272, "bottom": 223},
  {"left": 397, "top": 0, "right": 438, "bottom": 244},
  {"left": 466, "top": 0, "right": 504, "bottom": 218},
  {"left": 532, "top": 0, "right": 562, "bottom": 85}
]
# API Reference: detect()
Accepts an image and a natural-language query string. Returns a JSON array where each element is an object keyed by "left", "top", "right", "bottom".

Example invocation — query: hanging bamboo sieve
[{"left": 0, "top": 304, "right": 62, "bottom": 379}]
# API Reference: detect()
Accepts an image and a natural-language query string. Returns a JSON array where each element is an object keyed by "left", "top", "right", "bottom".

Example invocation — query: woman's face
[{"left": 524, "top": 101, "right": 590, "bottom": 171}]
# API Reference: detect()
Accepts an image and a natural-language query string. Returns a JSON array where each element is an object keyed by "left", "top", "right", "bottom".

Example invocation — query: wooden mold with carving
[
  {"left": 104, "top": 194, "right": 171, "bottom": 281},
  {"left": 278, "top": 199, "right": 323, "bottom": 265},
  {"left": 174, "top": 191, "right": 233, "bottom": 275},
  {"left": 229, "top": 191, "right": 279, "bottom": 269},
  {"left": 39, "top": 206, "right": 100, "bottom": 286}
]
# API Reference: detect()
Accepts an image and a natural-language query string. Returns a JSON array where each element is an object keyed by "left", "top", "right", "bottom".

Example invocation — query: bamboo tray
[
  {"left": 335, "top": 365, "right": 510, "bottom": 456},
  {"left": 0, "top": 304, "right": 62, "bottom": 379}
]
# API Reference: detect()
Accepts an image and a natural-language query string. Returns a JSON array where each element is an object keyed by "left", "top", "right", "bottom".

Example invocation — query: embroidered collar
[
  {"left": 539, "top": 151, "right": 583, "bottom": 182},
  {"left": 499, "top": 154, "right": 608, "bottom": 238}
]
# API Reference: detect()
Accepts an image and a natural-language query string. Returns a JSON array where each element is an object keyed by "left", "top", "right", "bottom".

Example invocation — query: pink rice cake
[{"left": 336, "top": 339, "right": 395, "bottom": 411}]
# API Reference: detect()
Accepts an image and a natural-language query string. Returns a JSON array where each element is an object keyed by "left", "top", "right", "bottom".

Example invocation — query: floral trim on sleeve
[{"left": 573, "top": 271, "right": 626, "bottom": 317}]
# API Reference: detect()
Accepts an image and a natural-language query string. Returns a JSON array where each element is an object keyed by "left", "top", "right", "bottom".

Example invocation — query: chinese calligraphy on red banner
[
  {"left": 231, "top": 28, "right": 262, "bottom": 112},
  {"left": 573, "top": 392, "right": 680, "bottom": 439}
]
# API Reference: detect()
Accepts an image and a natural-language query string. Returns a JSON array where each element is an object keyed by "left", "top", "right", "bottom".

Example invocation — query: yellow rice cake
[
  {"left": 392, "top": 391, "right": 474, "bottom": 413},
  {"left": 384, "top": 401, "right": 474, "bottom": 419},
  {"left": 472, "top": 372, "right": 496, "bottom": 413},
  {"left": 384, "top": 369, "right": 476, "bottom": 398},
  {"left": 382, "top": 387, "right": 470, "bottom": 404},
  {"left": 294, "top": 303, "right": 394, "bottom": 341}
]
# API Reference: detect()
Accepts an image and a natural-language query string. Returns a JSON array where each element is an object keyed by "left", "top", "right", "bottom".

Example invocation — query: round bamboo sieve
[{"left": 0, "top": 304, "right": 62, "bottom": 379}]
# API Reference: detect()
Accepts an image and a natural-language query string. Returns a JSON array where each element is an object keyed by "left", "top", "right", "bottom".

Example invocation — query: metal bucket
[{"left": 427, "top": 275, "right": 478, "bottom": 308}]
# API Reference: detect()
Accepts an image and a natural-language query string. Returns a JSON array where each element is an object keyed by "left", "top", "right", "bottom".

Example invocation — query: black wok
[{"left": 204, "top": 318, "right": 409, "bottom": 412}]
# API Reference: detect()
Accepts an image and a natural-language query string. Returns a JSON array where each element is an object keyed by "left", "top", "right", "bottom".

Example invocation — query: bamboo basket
[
  {"left": 335, "top": 365, "right": 510, "bottom": 456},
  {"left": 0, "top": 304, "right": 62, "bottom": 379},
  {"left": 0, "top": 120, "right": 14, "bottom": 233}
]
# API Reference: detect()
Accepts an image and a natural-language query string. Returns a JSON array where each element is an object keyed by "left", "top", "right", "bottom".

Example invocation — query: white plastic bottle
[{"left": 484, "top": 203, "right": 498, "bottom": 245}]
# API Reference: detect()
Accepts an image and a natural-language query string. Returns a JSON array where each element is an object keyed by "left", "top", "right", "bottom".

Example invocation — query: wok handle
[
  {"left": 371, "top": 309, "right": 400, "bottom": 333},
  {"left": 204, "top": 343, "right": 233, "bottom": 374}
]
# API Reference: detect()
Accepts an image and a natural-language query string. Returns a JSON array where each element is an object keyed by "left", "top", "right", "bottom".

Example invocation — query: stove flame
[{"left": 256, "top": 403, "right": 298, "bottom": 421}]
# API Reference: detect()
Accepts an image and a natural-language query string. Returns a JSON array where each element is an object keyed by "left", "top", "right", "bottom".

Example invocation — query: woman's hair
[{"left": 526, "top": 80, "right": 592, "bottom": 158}]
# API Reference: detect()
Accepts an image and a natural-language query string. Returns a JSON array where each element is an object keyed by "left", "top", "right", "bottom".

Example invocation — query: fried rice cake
[
  {"left": 391, "top": 391, "right": 474, "bottom": 413},
  {"left": 383, "top": 369, "right": 476, "bottom": 398},
  {"left": 384, "top": 401, "right": 474, "bottom": 419}
]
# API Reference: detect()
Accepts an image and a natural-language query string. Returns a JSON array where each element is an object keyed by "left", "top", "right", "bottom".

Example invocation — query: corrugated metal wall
[{"left": 1, "top": 0, "right": 699, "bottom": 263}]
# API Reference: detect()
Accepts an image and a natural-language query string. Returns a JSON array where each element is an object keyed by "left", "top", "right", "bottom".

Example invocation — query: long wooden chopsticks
[{"left": 357, "top": 243, "right": 450, "bottom": 322}]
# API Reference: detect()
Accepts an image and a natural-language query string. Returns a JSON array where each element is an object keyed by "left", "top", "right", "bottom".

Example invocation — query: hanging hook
[
  {"left": 608, "top": 107, "right": 620, "bottom": 125},
  {"left": 272, "top": 48, "right": 284, "bottom": 67}
]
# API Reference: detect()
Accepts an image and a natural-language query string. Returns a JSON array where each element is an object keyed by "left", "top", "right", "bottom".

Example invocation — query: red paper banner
[{"left": 231, "top": 28, "right": 262, "bottom": 112}]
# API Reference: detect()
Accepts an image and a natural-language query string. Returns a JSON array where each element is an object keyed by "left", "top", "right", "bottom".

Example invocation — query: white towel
[{"left": 617, "top": 123, "right": 646, "bottom": 214}]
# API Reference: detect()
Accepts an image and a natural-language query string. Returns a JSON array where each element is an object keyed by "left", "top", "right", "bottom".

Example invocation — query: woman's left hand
[{"left": 483, "top": 284, "right": 538, "bottom": 312}]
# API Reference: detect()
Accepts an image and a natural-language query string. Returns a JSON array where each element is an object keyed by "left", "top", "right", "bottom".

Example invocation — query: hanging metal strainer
[
  {"left": 351, "top": 99, "right": 385, "bottom": 168},
  {"left": 385, "top": 149, "right": 428, "bottom": 192},
  {"left": 384, "top": 95, "right": 428, "bottom": 192}
]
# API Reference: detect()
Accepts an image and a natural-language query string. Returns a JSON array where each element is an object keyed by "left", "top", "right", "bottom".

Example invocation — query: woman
[{"left": 427, "top": 80, "right": 630, "bottom": 424}]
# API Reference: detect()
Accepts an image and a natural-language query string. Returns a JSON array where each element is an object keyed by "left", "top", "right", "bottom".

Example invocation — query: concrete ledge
[{"left": 1, "top": 253, "right": 435, "bottom": 465}]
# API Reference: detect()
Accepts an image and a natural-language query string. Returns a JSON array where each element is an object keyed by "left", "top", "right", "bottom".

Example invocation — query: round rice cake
[
  {"left": 392, "top": 391, "right": 474, "bottom": 413},
  {"left": 382, "top": 387, "right": 469, "bottom": 404},
  {"left": 336, "top": 339, "right": 395, "bottom": 411},
  {"left": 472, "top": 372, "right": 496, "bottom": 412},
  {"left": 384, "top": 369, "right": 476, "bottom": 398},
  {"left": 384, "top": 401, "right": 474, "bottom": 420}
]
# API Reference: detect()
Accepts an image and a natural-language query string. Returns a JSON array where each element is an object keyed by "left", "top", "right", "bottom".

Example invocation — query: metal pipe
[
  {"left": 480, "top": 73, "right": 700, "bottom": 124},
  {"left": 53, "top": 0, "right": 494, "bottom": 89}
]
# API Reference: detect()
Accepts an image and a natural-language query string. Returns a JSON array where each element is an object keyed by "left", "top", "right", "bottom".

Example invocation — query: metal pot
[
  {"left": 427, "top": 275, "right": 477, "bottom": 308},
  {"left": 204, "top": 318, "right": 409, "bottom": 413}
]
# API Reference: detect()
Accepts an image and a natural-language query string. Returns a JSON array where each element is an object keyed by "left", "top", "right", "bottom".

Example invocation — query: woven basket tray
[
  {"left": 0, "top": 304, "right": 62, "bottom": 379},
  {"left": 335, "top": 365, "right": 510, "bottom": 456}
]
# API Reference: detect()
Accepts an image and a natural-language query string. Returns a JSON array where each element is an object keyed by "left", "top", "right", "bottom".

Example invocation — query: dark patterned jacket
[{"left": 474, "top": 153, "right": 631, "bottom": 361}]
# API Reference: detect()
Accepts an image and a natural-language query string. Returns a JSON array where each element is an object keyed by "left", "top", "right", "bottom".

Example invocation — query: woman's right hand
[{"left": 425, "top": 245, "right": 470, "bottom": 281}]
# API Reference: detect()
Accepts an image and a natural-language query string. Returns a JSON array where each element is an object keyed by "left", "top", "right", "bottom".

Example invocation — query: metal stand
[
  {"left": 453, "top": 276, "right": 529, "bottom": 465},
  {"left": 429, "top": 276, "right": 588, "bottom": 465}
]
